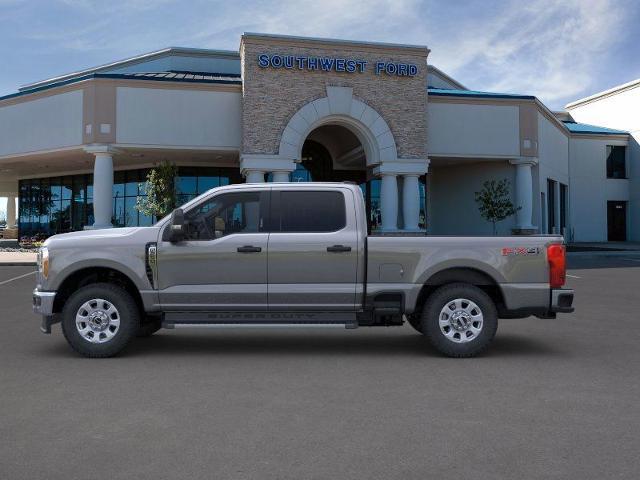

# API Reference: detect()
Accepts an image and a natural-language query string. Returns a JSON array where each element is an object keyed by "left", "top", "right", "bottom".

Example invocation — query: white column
[
  {"left": 402, "top": 174, "right": 420, "bottom": 231},
  {"left": 271, "top": 171, "right": 290, "bottom": 182},
  {"left": 245, "top": 170, "right": 265, "bottom": 183},
  {"left": 93, "top": 152, "right": 114, "bottom": 229},
  {"left": 510, "top": 158, "right": 537, "bottom": 231},
  {"left": 84, "top": 146, "right": 117, "bottom": 229},
  {"left": 6, "top": 195, "right": 16, "bottom": 229},
  {"left": 380, "top": 174, "right": 398, "bottom": 232}
]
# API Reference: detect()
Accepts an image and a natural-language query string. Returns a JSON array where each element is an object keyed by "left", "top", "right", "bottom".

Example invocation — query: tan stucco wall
[{"left": 240, "top": 35, "right": 429, "bottom": 160}]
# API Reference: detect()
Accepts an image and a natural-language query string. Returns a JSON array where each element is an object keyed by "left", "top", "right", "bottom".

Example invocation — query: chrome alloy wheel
[
  {"left": 75, "top": 298, "right": 121, "bottom": 344},
  {"left": 439, "top": 298, "right": 484, "bottom": 343}
]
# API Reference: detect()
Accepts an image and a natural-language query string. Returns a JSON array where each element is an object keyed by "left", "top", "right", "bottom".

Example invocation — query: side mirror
[{"left": 163, "top": 208, "right": 185, "bottom": 242}]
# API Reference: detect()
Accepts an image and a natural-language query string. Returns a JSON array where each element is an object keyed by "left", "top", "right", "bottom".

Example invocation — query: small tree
[
  {"left": 474, "top": 179, "right": 519, "bottom": 235},
  {"left": 136, "top": 161, "right": 178, "bottom": 219}
]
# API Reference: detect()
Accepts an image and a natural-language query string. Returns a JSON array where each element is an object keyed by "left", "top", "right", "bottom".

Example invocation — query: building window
[
  {"left": 560, "top": 183, "right": 568, "bottom": 232},
  {"left": 18, "top": 166, "right": 242, "bottom": 240},
  {"left": 547, "top": 179, "right": 556, "bottom": 234},
  {"left": 606, "top": 145, "right": 626, "bottom": 179}
]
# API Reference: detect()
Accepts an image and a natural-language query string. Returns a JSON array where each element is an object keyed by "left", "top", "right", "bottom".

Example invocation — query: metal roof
[
  {"left": 116, "top": 71, "right": 241, "bottom": 82},
  {"left": 428, "top": 87, "right": 535, "bottom": 100},
  {"left": 562, "top": 121, "right": 628, "bottom": 135},
  {"left": 19, "top": 47, "right": 240, "bottom": 92},
  {"left": 0, "top": 71, "right": 242, "bottom": 103}
]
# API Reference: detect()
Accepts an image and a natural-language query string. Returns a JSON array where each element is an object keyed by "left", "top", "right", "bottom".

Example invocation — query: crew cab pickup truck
[{"left": 33, "top": 182, "right": 574, "bottom": 358}]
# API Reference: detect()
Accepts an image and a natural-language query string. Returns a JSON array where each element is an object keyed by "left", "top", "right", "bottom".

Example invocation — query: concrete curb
[{"left": 0, "top": 262, "right": 37, "bottom": 267}]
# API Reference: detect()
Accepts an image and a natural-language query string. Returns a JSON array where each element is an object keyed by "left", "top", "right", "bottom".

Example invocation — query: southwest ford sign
[{"left": 257, "top": 54, "right": 418, "bottom": 77}]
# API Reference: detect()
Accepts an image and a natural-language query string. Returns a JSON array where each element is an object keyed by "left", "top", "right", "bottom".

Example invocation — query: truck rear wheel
[
  {"left": 61, "top": 283, "right": 139, "bottom": 358},
  {"left": 421, "top": 283, "right": 497, "bottom": 357}
]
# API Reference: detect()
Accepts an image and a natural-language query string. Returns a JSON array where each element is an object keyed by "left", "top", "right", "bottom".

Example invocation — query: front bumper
[
  {"left": 33, "top": 289, "right": 58, "bottom": 334},
  {"left": 550, "top": 288, "right": 574, "bottom": 313}
]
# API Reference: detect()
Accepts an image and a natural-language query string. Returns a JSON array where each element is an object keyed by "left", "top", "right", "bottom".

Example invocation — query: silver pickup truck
[{"left": 33, "top": 182, "right": 574, "bottom": 358}]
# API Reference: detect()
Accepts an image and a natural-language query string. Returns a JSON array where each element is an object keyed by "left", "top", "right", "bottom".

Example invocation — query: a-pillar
[
  {"left": 509, "top": 157, "right": 538, "bottom": 235},
  {"left": 85, "top": 145, "right": 118, "bottom": 229}
]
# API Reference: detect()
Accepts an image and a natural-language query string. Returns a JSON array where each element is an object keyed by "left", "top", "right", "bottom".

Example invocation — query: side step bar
[{"left": 162, "top": 311, "right": 359, "bottom": 329}]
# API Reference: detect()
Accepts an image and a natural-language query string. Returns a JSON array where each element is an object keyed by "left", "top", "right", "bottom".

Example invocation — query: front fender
[{"left": 46, "top": 251, "right": 150, "bottom": 292}]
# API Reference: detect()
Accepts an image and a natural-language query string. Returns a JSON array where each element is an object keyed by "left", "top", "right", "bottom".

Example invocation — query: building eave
[
  {"left": 2, "top": 73, "right": 242, "bottom": 105},
  {"left": 565, "top": 78, "right": 640, "bottom": 109}
]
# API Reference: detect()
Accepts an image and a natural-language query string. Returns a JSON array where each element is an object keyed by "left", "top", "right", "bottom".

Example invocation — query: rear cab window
[{"left": 274, "top": 190, "right": 346, "bottom": 233}]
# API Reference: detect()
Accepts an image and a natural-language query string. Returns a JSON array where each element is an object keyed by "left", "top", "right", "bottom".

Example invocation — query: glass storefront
[
  {"left": 18, "top": 167, "right": 242, "bottom": 238},
  {"left": 18, "top": 164, "right": 425, "bottom": 238}
]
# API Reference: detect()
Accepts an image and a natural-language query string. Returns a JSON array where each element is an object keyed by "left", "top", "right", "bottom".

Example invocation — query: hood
[{"left": 43, "top": 226, "right": 160, "bottom": 249}]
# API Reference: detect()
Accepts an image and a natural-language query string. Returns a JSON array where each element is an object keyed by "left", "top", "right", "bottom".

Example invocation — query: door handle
[
  {"left": 327, "top": 245, "right": 352, "bottom": 253},
  {"left": 237, "top": 246, "right": 262, "bottom": 253}
]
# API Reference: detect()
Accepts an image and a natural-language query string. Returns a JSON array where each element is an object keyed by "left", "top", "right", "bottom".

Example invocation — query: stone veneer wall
[{"left": 240, "top": 36, "right": 429, "bottom": 160}]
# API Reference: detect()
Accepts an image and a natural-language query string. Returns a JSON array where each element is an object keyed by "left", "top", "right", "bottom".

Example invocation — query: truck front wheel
[
  {"left": 61, "top": 283, "right": 139, "bottom": 358},
  {"left": 421, "top": 283, "right": 498, "bottom": 357}
]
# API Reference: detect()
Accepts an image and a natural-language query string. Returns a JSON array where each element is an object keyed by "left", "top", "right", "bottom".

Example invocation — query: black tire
[
  {"left": 406, "top": 315, "right": 423, "bottom": 333},
  {"left": 422, "top": 283, "right": 498, "bottom": 358},
  {"left": 137, "top": 318, "right": 162, "bottom": 338},
  {"left": 61, "top": 283, "right": 139, "bottom": 358}
]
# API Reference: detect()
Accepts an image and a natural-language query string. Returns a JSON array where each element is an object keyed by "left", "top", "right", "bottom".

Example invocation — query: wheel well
[
  {"left": 412, "top": 268, "right": 505, "bottom": 318},
  {"left": 53, "top": 267, "right": 144, "bottom": 316}
]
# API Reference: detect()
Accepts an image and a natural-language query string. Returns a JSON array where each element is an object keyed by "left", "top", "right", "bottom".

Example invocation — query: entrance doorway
[
  {"left": 299, "top": 124, "right": 375, "bottom": 230},
  {"left": 607, "top": 201, "right": 627, "bottom": 241},
  {"left": 290, "top": 123, "right": 427, "bottom": 233}
]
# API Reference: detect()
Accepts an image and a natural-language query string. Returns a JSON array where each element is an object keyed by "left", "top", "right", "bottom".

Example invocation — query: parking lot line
[
  {"left": 0, "top": 271, "right": 36, "bottom": 286},
  {"left": 566, "top": 274, "right": 581, "bottom": 278}
]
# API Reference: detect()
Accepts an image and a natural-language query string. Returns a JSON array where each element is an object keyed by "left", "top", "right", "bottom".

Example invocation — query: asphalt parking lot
[{"left": 1, "top": 256, "right": 639, "bottom": 480}]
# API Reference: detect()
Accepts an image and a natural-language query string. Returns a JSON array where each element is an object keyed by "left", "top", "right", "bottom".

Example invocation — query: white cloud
[
  {"left": 426, "top": 0, "right": 628, "bottom": 107},
  {"left": 3, "top": 0, "right": 635, "bottom": 109}
]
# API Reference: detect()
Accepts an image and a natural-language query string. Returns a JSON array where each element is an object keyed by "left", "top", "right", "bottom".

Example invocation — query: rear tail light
[{"left": 547, "top": 244, "right": 566, "bottom": 288}]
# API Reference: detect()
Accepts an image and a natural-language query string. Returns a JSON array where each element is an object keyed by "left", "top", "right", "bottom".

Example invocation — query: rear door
[{"left": 267, "top": 187, "right": 359, "bottom": 310}]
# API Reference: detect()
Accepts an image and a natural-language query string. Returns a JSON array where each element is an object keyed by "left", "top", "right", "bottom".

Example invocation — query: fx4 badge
[{"left": 501, "top": 247, "right": 540, "bottom": 256}]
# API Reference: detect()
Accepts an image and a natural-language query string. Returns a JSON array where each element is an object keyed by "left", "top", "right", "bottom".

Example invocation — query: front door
[
  {"left": 267, "top": 188, "right": 359, "bottom": 311},
  {"left": 607, "top": 201, "right": 627, "bottom": 241},
  {"left": 157, "top": 188, "right": 269, "bottom": 310}
]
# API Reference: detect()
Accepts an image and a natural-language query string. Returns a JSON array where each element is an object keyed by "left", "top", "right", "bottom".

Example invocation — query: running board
[{"left": 162, "top": 311, "right": 359, "bottom": 329}]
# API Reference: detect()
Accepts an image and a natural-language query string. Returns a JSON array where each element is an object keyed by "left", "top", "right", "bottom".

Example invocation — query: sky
[
  {"left": 0, "top": 0, "right": 639, "bottom": 109},
  {"left": 0, "top": 0, "right": 639, "bottom": 214}
]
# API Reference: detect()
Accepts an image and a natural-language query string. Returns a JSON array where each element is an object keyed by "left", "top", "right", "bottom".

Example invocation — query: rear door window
[{"left": 278, "top": 191, "right": 346, "bottom": 233}]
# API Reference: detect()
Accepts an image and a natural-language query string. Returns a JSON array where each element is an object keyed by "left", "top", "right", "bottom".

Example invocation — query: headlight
[{"left": 39, "top": 247, "right": 50, "bottom": 279}]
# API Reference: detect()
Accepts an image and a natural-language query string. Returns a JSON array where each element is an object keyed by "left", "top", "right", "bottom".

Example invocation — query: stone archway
[
  {"left": 240, "top": 85, "right": 429, "bottom": 232},
  {"left": 278, "top": 86, "right": 398, "bottom": 167}
]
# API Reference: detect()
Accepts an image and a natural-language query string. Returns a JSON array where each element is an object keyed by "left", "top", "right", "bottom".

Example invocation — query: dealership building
[{"left": 0, "top": 33, "right": 637, "bottom": 241}]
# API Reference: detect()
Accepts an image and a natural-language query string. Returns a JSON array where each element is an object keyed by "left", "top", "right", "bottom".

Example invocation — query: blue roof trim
[
  {"left": 0, "top": 72, "right": 242, "bottom": 102},
  {"left": 428, "top": 87, "right": 535, "bottom": 100},
  {"left": 562, "top": 121, "right": 628, "bottom": 135}
]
